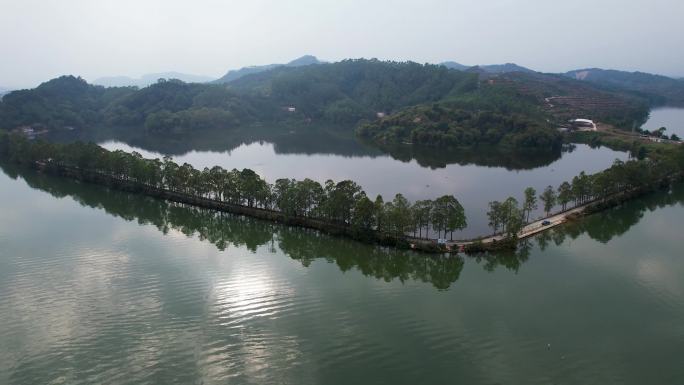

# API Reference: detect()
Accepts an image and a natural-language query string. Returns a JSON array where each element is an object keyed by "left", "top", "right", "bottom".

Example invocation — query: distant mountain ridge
[
  {"left": 440, "top": 61, "right": 470, "bottom": 71},
  {"left": 0, "top": 58, "right": 668, "bottom": 147},
  {"left": 93, "top": 72, "right": 214, "bottom": 88},
  {"left": 216, "top": 57, "right": 531, "bottom": 85},
  {"left": 563, "top": 68, "right": 684, "bottom": 106},
  {"left": 439, "top": 62, "right": 684, "bottom": 105},
  {"left": 213, "top": 55, "right": 324, "bottom": 84},
  {"left": 440, "top": 61, "right": 535, "bottom": 74},
  {"left": 478, "top": 63, "right": 536, "bottom": 74}
]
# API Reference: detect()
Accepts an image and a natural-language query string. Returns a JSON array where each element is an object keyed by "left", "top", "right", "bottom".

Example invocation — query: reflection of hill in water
[
  {"left": 48, "top": 125, "right": 568, "bottom": 170},
  {"left": 374, "top": 142, "right": 567, "bottom": 170}
]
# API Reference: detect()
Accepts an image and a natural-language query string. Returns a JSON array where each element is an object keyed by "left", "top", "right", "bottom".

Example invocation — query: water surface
[
  {"left": 99, "top": 139, "right": 627, "bottom": 238},
  {"left": 47, "top": 125, "right": 628, "bottom": 237},
  {"left": 1, "top": 165, "right": 683, "bottom": 384},
  {"left": 642, "top": 107, "right": 684, "bottom": 137}
]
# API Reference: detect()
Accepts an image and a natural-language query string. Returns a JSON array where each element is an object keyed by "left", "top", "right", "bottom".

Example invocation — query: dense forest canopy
[
  {"left": 102, "top": 79, "right": 270, "bottom": 132},
  {"left": 0, "top": 76, "right": 134, "bottom": 130},
  {"left": 357, "top": 82, "right": 563, "bottom": 150},
  {"left": 227, "top": 59, "right": 479, "bottom": 123},
  {"left": 0, "top": 132, "right": 469, "bottom": 244},
  {"left": 0, "top": 59, "right": 660, "bottom": 151},
  {"left": 0, "top": 60, "right": 479, "bottom": 132}
]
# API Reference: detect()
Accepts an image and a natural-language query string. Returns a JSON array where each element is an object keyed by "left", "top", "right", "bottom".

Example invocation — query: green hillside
[
  {"left": 0, "top": 60, "right": 655, "bottom": 152},
  {"left": 564, "top": 68, "right": 684, "bottom": 106}
]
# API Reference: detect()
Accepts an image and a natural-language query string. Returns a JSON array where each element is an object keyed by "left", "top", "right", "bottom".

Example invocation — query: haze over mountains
[
  {"left": 0, "top": 58, "right": 651, "bottom": 140},
  {"left": 85, "top": 55, "right": 683, "bottom": 103},
  {"left": 214, "top": 57, "right": 537, "bottom": 83},
  {"left": 86, "top": 56, "right": 541, "bottom": 89},
  {"left": 563, "top": 68, "right": 684, "bottom": 106},
  {"left": 212, "top": 55, "right": 324, "bottom": 84},
  {"left": 1, "top": 55, "right": 681, "bottom": 146},
  {"left": 210, "top": 56, "right": 684, "bottom": 107},
  {"left": 441, "top": 62, "right": 535, "bottom": 74},
  {"left": 92, "top": 72, "right": 214, "bottom": 88}
]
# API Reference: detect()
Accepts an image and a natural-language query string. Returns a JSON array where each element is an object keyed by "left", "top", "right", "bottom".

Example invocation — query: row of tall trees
[
  {"left": 0, "top": 133, "right": 467, "bottom": 240},
  {"left": 486, "top": 197, "right": 525, "bottom": 237},
  {"left": 487, "top": 149, "right": 684, "bottom": 235},
  {"left": 3, "top": 133, "right": 682, "bottom": 243},
  {"left": 4, "top": 158, "right": 474, "bottom": 290}
]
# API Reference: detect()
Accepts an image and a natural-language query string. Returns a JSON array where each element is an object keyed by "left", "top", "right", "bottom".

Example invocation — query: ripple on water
[{"left": 3, "top": 171, "right": 684, "bottom": 384}]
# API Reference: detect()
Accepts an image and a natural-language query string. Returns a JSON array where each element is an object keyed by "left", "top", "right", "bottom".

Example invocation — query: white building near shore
[{"left": 572, "top": 119, "right": 597, "bottom": 131}]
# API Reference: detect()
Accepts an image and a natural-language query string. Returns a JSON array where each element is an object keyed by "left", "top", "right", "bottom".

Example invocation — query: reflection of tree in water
[
  {"left": 20, "top": 159, "right": 664, "bottom": 288},
  {"left": 47, "top": 124, "right": 379, "bottom": 158},
  {"left": 2, "top": 162, "right": 274, "bottom": 251},
  {"left": 535, "top": 182, "right": 684, "bottom": 249},
  {"left": 470, "top": 240, "right": 532, "bottom": 273},
  {"left": 277, "top": 229, "right": 465, "bottom": 290},
  {"left": 13, "top": 162, "right": 678, "bottom": 287},
  {"left": 465, "top": 181, "right": 684, "bottom": 272},
  {"left": 3, "top": 162, "right": 468, "bottom": 290}
]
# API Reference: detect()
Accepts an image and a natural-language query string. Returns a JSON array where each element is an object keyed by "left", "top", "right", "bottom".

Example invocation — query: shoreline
[
  {"left": 21, "top": 161, "right": 681, "bottom": 255},
  {"left": 2, "top": 129, "right": 682, "bottom": 256}
]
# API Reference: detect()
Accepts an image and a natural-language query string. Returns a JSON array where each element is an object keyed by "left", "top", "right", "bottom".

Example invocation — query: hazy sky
[{"left": 0, "top": 0, "right": 682, "bottom": 88}]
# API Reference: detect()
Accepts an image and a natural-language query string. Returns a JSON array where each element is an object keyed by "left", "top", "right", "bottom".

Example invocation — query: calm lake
[
  {"left": 642, "top": 107, "right": 684, "bottom": 137},
  {"left": 89, "top": 127, "right": 627, "bottom": 238},
  {"left": 1, "top": 163, "right": 683, "bottom": 384}
]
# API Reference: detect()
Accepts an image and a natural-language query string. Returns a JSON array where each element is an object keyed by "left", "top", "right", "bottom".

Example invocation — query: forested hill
[
  {"left": 503, "top": 72, "right": 650, "bottom": 128},
  {"left": 356, "top": 80, "right": 560, "bottom": 150},
  {"left": 0, "top": 76, "right": 134, "bottom": 130},
  {"left": 356, "top": 71, "right": 650, "bottom": 150},
  {"left": 564, "top": 68, "right": 684, "bottom": 106},
  {"left": 227, "top": 59, "right": 479, "bottom": 123},
  {"left": 439, "top": 62, "right": 535, "bottom": 74},
  {"left": 0, "top": 59, "right": 653, "bottom": 151},
  {"left": 212, "top": 55, "right": 324, "bottom": 84},
  {"left": 0, "top": 60, "right": 479, "bottom": 132}
]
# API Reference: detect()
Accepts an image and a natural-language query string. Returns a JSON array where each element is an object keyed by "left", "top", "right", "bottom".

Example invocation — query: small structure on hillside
[
  {"left": 376, "top": 112, "right": 386, "bottom": 118},
  {"left": 20, "top": 126, "right": 35, "bottom": 135},
  {"left": 14, "top": 124, "right": 49, "bottom": 140},
  {"left": 570, "top": 119, "right": 597, "bottom": 131}
]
